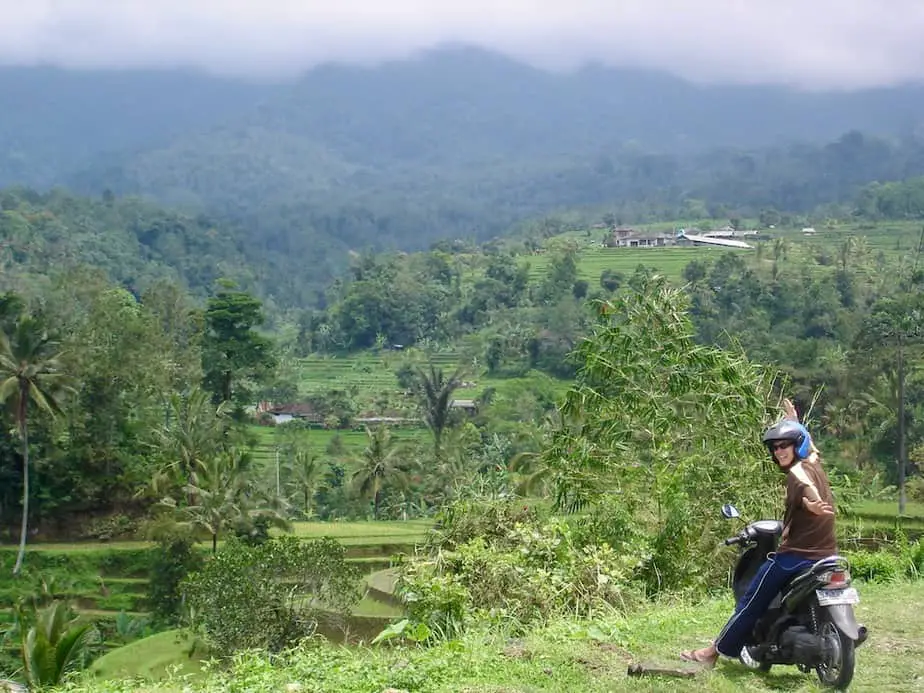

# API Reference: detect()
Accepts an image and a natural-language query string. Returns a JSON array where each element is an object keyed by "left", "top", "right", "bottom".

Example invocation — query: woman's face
[{"left": 770, "top": 440, "right": 796, "bottom": 469}]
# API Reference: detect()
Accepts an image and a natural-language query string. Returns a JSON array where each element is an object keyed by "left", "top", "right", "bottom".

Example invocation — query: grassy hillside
[
  {"left": 526, "top": 219, "right": 924, "bottom": 285},
  {"left": 0, "top": 519, "right": 429, "bottom": 678},
  {"left": 66, "top": 579, "right": 924, "bottom": 692}
]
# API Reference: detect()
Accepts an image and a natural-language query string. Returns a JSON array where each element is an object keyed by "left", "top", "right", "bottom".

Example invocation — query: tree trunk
[
  {"left": 373, "top": 489, "right": 380, "bottom": 521},
  {"left": 898, "top": 340, "right": 907, "bottom": 516},
  {"left": 212, "top": 532, "right": 218, "bottom": 555},
  {"left": 13, "top": 407, "right": 29, "bottom": 576},
  {"left": 221, "top": 370, "right": 232, "bottom": 404}
]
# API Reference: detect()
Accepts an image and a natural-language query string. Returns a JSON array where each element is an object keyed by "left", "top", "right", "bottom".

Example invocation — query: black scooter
[{"left": 720, "top": 503, "right": 868, "bottom": 690}]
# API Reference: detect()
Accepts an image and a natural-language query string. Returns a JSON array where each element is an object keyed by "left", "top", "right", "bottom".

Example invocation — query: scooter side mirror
[{"left": 721, "top": 503, "right": 740, "bottom": 519}]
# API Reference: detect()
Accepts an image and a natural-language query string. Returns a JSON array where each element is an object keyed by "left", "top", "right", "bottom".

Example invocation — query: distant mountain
[
  {"left": 4, "top": 46, "right": 924, "bottom": 189},
  {"left": 0, "top": 66, "right": 278, "bottom": 189},
  {"left": 250, "top": 46, "right": 924, "bottom": 161},
  {"left": 4, "top": 46, "right": 924, "bottom": 309}
]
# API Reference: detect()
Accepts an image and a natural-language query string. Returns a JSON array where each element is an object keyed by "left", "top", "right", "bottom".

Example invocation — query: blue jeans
[{"left": 714, "top": 552, "right": 815, "bottom": 658}]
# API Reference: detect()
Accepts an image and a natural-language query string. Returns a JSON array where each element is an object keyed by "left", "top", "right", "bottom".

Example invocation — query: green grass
[
  {"left": 0, "top": 520, "right": 431, "bottom": 554},
  {"left": 62, "top": 579, "right": 924, "bottom": 692},
  {"left": 88, "top": 629, "right": 206, "bottom": 682},
  {"left": 288, "top": 519, "right": 430, "bottom": 539},
  {"left": 852, "top": 499, "right": 924, "bottom": 521},
  {"left": 249, "top": 424, "right": 428, "bottom": 458},
  {"left": 842, "top": 500, "right": 924, "bottom": 539},
  {"left": 298, "top": 353, "right": 405, "bottom": 394},
  {"left": 524, "top": 245, "right": 730, "bottom": 284}
]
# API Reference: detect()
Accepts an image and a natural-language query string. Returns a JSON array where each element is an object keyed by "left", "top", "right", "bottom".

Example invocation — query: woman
[{"left": 679, "top": 400, "right": 836, "bottom": 667}]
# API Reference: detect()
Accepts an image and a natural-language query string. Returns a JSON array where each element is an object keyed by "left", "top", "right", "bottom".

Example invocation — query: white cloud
[{"left": 3, "top": 1, "right": 924, "bottom": 89}]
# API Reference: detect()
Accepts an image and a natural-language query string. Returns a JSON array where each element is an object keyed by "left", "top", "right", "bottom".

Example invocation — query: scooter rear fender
[{"left": 823, "top": 604, "right": 865, "bottom": 643}]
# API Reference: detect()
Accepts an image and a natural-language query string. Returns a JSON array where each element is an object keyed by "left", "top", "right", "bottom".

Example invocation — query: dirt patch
[
  {"left": 571, "top": 640, "right": 633, "bottom": 676},
  {"left": 501, "top": 638, "right": 532, "bottom": 660}
]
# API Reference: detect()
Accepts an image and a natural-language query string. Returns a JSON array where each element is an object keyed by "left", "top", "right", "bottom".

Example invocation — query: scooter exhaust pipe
[{"left": 855, "top": 625, "right": 869, "bottom": 647}]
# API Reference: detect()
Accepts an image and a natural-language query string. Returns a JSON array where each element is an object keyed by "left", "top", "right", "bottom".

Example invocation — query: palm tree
[
  {"left": 351, "top": 426, "right": 407, "bottom": 520},
  {"left": 414, "top": 363, "right": 466, "bottom": 458},
  {"left": 149, "top": 387, "right": 229, "bottom": 502},
  {"left": 285, "top": 447, "right": 324, "bottom": 519},
  {"left": 12, "top": 599, "right": 99, "bottom": 688},
  {"left": 165, "top": 448, "right": 290, "bottom": 553},
  {"left": 0, "top": 317, "right": 69, "bottom": 576}
]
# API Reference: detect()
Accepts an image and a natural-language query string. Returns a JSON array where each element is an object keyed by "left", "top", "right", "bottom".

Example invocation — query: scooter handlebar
[{"left": 724, "top": 536, "right": 741, "bottom": 546}]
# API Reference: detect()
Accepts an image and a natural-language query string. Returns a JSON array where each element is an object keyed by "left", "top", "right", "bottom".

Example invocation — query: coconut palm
[
  {"left": 414, "top": 362, "right": 466, "bottom": 458},
  {"left": 149, "top": 386, "right": 230, "bottom": 501},
  {"left": 351, "top": 426, "right": 407, "bottom": 520},
  {"left": 285, "top": 447, "right": 324, "bottom": 519},
  {"left": 0, "top": 316, "right": 69, "bottom": 576},
  {"left": 165, "top": 448, "right": 291, "bottom": 554}
]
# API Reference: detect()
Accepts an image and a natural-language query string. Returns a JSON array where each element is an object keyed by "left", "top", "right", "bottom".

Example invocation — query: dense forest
[
  {"left": 4, "top": 48, "right": 924, "bottom": 316},
  {"left": 2, "top": 180, "right": 924, "bottom": 537},
  {"left": 4, "top": 166, "right": 924, "bottom": 316}
]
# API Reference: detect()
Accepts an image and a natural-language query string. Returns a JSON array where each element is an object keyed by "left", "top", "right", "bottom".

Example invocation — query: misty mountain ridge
[
  {"left": 4, "top": 45, "right": 924, "bottom": 310},
  {"left": 4, "top": 45, "right": 924, "bottom": 191}
]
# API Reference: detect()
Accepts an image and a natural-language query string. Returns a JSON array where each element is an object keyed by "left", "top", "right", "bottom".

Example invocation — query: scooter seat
[{"left": 786, "top": 555, "right": 849, "bottom": 592}]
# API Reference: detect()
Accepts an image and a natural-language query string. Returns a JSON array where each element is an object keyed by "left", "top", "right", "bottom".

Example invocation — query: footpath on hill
[{"left": 58, "top": 579, "right": 923, "bottom": 693}]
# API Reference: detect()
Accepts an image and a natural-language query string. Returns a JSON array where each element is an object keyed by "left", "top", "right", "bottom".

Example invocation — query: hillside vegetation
[
  {"left": 56, "top": 580, "right": 924, "bottom": 692},
  {"left": 5, "top": 49, "right": 924, "bottom": 305}
]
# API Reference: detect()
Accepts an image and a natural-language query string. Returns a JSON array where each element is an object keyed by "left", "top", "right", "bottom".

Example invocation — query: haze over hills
[
  {"left": 4, "top": 46, "right": 924, "bottom": 308},
  {"left": 5, "top": 46, "right": 924, "bottom": 192}
]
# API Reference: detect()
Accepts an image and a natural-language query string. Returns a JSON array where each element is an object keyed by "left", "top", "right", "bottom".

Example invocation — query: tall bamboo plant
[{"left": 542, "top": 275, "right": 781, "bottom": 589}]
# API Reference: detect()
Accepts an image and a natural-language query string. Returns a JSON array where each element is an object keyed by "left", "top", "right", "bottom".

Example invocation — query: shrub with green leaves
[
  {"left": 541, "top": 275, "right": 782, "bottom": 593},
  {"left": 147, "top": 522, "right": 205, "bottom": 625},
  {"left": 396, "top": 506, "right": 646, "bottom": 638},
  {"left": 847, "top": 549, "right": 904, "bottom": 583},
  {"left": 182, "top": 535, "right": 361, "bottom": 656},
  {"left": 427, "top": 497, "right": 545, "bottom": 551}
]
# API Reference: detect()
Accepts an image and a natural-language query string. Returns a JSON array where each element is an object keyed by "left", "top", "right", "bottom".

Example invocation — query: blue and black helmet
[{"left": 762, "top": 419, "right": 813, "bottom": 460}]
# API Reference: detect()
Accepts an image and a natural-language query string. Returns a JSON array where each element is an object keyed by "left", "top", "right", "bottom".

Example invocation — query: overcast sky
[{"left": 3, "top": 1, "right": 924, "bottom": 90}]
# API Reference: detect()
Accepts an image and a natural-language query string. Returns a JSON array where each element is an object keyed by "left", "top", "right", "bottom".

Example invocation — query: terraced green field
[
  {"left": 297, "top": 350, "right": 465, "bottom": 396},
  {"left": 523, "top": 219, "right": 924, "bottom": 286},
  {"left": 0, "top": 518, "right": 430, "bottom": 676},
  {"left": 523, "top": 245, "right": 728, "bottom": 283}
]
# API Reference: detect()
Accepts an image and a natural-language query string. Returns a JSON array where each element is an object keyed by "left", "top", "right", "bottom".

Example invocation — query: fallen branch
[{"left": 626, "top": 662, "right": 699, "bottom": 678}]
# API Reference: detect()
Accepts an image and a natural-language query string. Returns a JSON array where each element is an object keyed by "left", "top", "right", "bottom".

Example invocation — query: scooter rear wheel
[{"left": 814, "top": 616, "right": 856, "bottom": 690}]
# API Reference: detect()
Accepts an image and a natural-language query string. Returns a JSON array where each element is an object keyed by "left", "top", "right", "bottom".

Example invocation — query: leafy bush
[
  {"left": 540, "top": 277, "right": 781, "bottom": 593},
  {"left": 395, "top": 505, "right": 646, "bottom": 639},
  {"left": 570, "top": 494, "right": 650, "bottom": 557},
  {"left": 427, "top": 498, "right": 545, "bottom": 551},
  {"left": 80, "top": 514, "right": 140, "bottom": 541},
  {"left": 908, "top": 540, "right": 924, "bottom": 578},
  {"left": 183, "top": 535, "right": 361, "bottom": 656},
  {"left": 905, "top": 476, "right": 924, "bottom": 503},
  {"left": 846, "top": 550, "right": 903, "bottom": 583},
  {"left": 146, "top": 522, "right": 205, "bottom": 626}
]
